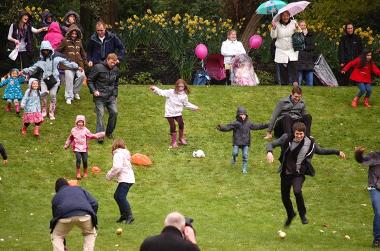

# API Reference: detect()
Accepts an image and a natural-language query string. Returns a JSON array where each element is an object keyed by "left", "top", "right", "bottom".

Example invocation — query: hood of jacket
[
  {"left": 40, "top": 10, "right": 53, "bottom": 25},
  {"left": 66, "top": 24, "right": 82, "bottom": 39},
  {"left": 63, "top": 10, "right": 80, "bottom": 24},
  {"left": 236, "top": 106, "right": 248, "bottom": 119},
  {"left": 39, "top": 40, "right": 54, "bottom": 58},
  {"left": 75, "top": 115, "right": 86, "bottom": 125},
  {"left": 47, "top": 22, "right": 62, "bottom": 34},
  {"left": 28, "top": 78, "right": 39, "bottom": 88}
]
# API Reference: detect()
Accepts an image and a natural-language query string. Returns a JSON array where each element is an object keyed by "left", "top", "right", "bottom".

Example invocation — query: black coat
[
  {"left": 267, "top": 134, "right": 340, "bottom": 176},
  {"left": 140, "top": 226, "right": 200, "bottom": 251},
  {"left": 218, "top": 107, "right": 268, "bottom": 146},
  {"left": 338, "top": 34, "right": 363, "bottom": 65},
  {"left": 50, "top": 185, "right": 98, "bottom": 232},
  {"left": 88, "top": 61, "right": 120, "bottom": 100},
  {"left": 296, "top": 32, "right": 315, "bottom": 71}
]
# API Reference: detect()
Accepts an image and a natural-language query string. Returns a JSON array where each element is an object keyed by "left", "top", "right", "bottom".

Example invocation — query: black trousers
[
  {"left": 274, "top": 114, "right": 312, "bottom": 138},
  {"left": 281, "top": 174, "right": 306, "bottom": 218},
  {"left": 75, "top": 151, "right": 88, "bottom": 169}
]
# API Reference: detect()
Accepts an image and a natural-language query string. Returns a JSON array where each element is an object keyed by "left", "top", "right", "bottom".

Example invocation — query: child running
[
  {"left": 106, "top": 139, "right": 135, "bottom": 224},
  {"left": 64, "top": 115, "right": 105, "bottom": 179},
  {"left": 150, "top": 79, "right": 199, "bottom": 148},
  {"left": 0, "top": 68, "right": 25, "bottom": 114},
  {"left": 217, "top": 107, "right": 268, "bottom": 174},
  {"left": 20, "top": 78, "right": 43, "bottom": 136},
  {"left": 341, "top": 50, "right": 380, "bottom": 107}
]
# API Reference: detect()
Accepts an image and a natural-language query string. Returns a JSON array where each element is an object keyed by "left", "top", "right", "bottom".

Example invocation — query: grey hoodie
[{"left": 23, "top": 41, "right": 79, "bottom": 84}]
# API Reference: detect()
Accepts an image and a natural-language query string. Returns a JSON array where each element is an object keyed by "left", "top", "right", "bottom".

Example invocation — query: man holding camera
[{"left": 140, "top": 211, "right": 200, "bottom": 251}]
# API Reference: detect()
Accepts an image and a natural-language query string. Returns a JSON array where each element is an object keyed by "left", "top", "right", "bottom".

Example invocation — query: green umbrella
[{"left": 256, "top": 0, "right": 288, "bottom": 15}]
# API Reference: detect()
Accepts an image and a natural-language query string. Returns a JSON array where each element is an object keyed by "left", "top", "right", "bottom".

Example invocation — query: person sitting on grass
[
  {"left": 217, "top": 106, "right": 268, "bottom": 174},
  {"left": 266, "top": 122, "right": 345, "bottom": 227}
]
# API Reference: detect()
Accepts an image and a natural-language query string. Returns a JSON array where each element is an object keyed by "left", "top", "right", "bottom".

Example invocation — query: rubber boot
[
  {"left": 21, "top": 126, "right": 27, "bottom": 135},
  {"left": 170, "top": 132, "right": 178, "bottom": 148},
  {"left": 15, "top": 103, "right": 20, "bottom": 114},
  {"left": 33, "top": 125, "right": 40, "bottom": 136},
  {"left": 5, "top": 102, "right": 11, "bottom": 112},
  {"left": 116, "top": 213, "right": 127, "bottom": 223},
  {"left": 41, "top": 98, "right": 47, "bottom": 117},
  {"left": 83, "top": 168, "right": 88, "bottom": 178},
  {"left": 178, "top": 129, "right": 187, "bottom": 145},
  {"left": 351, "top": 96, "right": 359, "bottom": 108},
  {"left": 125, "top": 208, "right": 135, "bottom": 224},
  {"left": 76, "top": 168, "right": 82, "bottom": 180},
  {"left": 364, "top": 97, "right": 371, "bottom": 107},
  {"left": 49, "top": 102, "right": 56, "bottom": 120}
]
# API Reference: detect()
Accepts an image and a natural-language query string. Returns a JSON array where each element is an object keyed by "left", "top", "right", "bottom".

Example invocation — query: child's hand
[
  {"left": 340, "top": 70, "right": 345, "bottom": 74},
  {"left": 339, "top": 151, "right": 346, "bottom": 159},
  {"left": 64, "top": 144, "right": 69, "bottom": 149},
  {"left": 194, "top": 107, "right": 200, "bottom": 112},
  {"left": 266, "top": 152, "right": 274, "bottom": 163}
]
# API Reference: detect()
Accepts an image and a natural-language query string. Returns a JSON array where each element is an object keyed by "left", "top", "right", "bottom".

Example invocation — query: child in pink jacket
[
  {"left": 64, "top": 115, "right": 105, "bottom": 179},
  {"left": 43, "top": 22, "right": 64, "bottom": 50}
]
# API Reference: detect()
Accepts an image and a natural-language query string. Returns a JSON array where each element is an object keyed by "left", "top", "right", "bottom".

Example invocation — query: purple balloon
[
  {"left": 249, "top": 35, "right": 263, "bottom": 49},
  {"left": 195, "top": 44, "right": 208, "bottom": 60}
]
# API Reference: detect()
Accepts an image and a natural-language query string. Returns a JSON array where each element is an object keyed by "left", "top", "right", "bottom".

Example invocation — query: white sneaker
[
  {"left": 66, "top": 99, "right": 72, "bottom": 105},
  {"left": 42, "top": 110, "right": 47, "bottom": 117},
  {"left": 74, "top": 94, "right": 80, "bottom": 100},
  {"left": 49, "top": 114, "right": 56, "bottom": 120}
]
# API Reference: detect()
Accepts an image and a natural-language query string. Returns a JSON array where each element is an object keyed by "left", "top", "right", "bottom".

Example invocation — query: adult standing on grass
[
  {"left": 338, "top": 23, "right": 363, "bottom": 85},
  {"left": 264, "top": 86, "right": 312, "bottom": 139},
  {"left": 270, "top": 10, "right": 299, "bottom": 85},
  {"left": 355, "top": 147, "right": 380, "bottom": 248},
  {"left": 50, "top": 178, "right": 98, "bottom": 251},
  {"left": 295, "top": 20, "right": 315, "bottom": 86},
  {"left": 7, "top": 10, "right": 47, "bottom": 69},
  {"left": 87, "top": 53, "right": 120, "bottom": 142},
  {"left": 0, "top": 143, "right": 8, "bottom": 166},
  {"left": 266, "top": 122, "right": 345, "bottom": 227},
  {"left": 86, "top": 21, "right": 125, "bottom": 67},
  {"left": 140, "top": 211, "right": 200, "bottom": 251}
]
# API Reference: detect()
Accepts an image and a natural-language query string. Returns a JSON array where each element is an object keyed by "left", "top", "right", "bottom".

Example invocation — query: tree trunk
[{"left": 80, "top": 0, "right": 94, "bottom": 40}]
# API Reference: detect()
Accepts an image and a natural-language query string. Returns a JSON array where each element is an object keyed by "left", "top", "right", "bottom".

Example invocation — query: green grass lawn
[{"left": 0, "top": 85, "right": 379, "bottom": 251}]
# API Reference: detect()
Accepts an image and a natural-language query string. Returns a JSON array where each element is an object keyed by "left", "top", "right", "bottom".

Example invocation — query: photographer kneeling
[{"left": 140, "top": 211, "right": 200, "bottom": 251}]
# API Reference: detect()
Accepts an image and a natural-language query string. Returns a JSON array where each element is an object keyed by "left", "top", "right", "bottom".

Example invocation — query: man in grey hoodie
[
  {"left": 265, "top": 86, "right": 312, "bottom": 139},
  {"left": 22, "top": 41, "right": 80, "bottom": 120}
]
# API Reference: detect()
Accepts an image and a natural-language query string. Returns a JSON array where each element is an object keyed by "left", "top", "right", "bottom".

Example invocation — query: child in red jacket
[{"left": 342, "top": 50, "right": 380, "bottom": 107}]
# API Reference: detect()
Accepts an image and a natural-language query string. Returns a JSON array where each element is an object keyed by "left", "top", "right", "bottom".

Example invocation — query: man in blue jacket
[
  {"left": 50, "top": 178, "right": 98, "bottom": 251},
  {"left": 86, "top": 21, "right": 125, "bottom": 67}
]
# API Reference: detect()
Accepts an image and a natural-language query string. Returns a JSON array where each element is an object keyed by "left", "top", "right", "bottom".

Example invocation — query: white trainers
[
  {"left": 74, "top": 94, "right": 80, "bottom": 100},
  {"left": 66, "top": 99, "right": 72, "bottom": 105},
  {"left": 49, "top": 114, "right": 56, "bottom": 120},
  {"left": 42, "top": 110, "right": 47, "bottom": 117}
]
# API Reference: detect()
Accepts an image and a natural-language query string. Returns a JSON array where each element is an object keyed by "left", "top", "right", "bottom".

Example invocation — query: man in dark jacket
[
  {"left": 266, "top": 122, "right": 345, "bottom": 227},
  {"left": 338, "top": 23, "right": 363, "bottom": 85},
  {"left": 140, "top": 211, "right": 200, "bottom": 251},
  {"left": 50, "top": 178, "right": 98, "bottom": 251},
  {"left": 87, "top": 21, "right": 125, "bottom": 67},
  {"left": 217, "top": 107, "right": 268, "bottom": 174},
  {"left": 87, "top": 53, "right": 120, "bottom": 141},
  {"left": 265, "top": 86, "right": 312, "bottom": 139}
]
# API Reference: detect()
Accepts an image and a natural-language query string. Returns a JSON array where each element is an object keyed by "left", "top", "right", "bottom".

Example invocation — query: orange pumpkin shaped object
[
  {"left": 68, "top": 179, "right": 79, "bottom": 186},
  {"left": 91, "top": 166, "right": 102, "bottom": 174},
  {"left": 131, "top": 153, "right": 152, "bottom": 166}
]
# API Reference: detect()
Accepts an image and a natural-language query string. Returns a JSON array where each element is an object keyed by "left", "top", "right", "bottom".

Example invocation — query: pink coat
[
  {"left": 64, "top": 115, "right": 105, "bottom": 152},
  {"left": 43, "top": 22, "right": 64, "bottom": 50}
]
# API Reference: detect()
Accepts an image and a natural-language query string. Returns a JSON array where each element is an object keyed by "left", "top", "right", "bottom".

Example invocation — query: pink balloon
[
  {"left": 195, "top": 44, "right": 208, "bottom": 60},
  {"left": 249, "top": 35, "right": 263, "bottom": 49}
]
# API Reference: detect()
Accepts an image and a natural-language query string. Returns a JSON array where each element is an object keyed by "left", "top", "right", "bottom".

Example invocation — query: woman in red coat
[{"left": 342, "top": 50, "right": 380, "bottom": 107}]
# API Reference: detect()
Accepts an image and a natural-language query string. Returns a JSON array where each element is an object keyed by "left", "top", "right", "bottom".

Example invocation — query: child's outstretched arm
[
  {"left": 266, "top": 133, "right": 288, "bottom": 163},
  {"left": 371, "top": 63, "right": 380, "bottom": 77},
  {"left": 183, "top": 95, "right": 199, "bottom": 111},
  {"left": 85, "top": 130, "right": 105, "bottom": 140},
  {"left": 217, "top": 122, "right": 238, "bottom": 132},
  {"left": 0, "top": 78, "right": 9, "bottom": 88},
  {"left": 355, "top": 147, "right": 380, "bottom": 166},
  {"left": 341, "top": 57, "right": 360, "bottom": 74},
  {"left": 106, "top": 154, "right": 123, "bottom": 181},
  {"left": 249, "top": 122, "right": 269, "bottom": 130},
  {"left": 150, "top": 85, "right": 172, "bottom": 97}
]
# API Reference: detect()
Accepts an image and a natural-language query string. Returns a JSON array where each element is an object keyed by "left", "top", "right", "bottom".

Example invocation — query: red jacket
[{"left": 342, "top": 57, "right": 380, "bottom": 83}]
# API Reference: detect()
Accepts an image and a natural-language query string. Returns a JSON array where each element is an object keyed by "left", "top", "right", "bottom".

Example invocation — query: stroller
[{"left": 205, "top": 54, "right": 226, "bottom": 83}]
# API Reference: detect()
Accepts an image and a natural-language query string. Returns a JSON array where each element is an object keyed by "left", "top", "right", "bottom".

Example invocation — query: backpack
[
  {"left": 193, "top": 69, "right": 211, "bottom": 85},
  {"left": 292, "top": 32, "right": 305, "bottom": 51}
]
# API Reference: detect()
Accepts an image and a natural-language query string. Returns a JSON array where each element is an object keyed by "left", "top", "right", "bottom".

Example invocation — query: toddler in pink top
[{"left": 64, "top": 115, "right": 105, "bottom": 179}]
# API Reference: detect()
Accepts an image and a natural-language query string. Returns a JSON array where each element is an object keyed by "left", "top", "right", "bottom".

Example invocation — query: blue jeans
[
  {"left": 370, "top": 189, "right": 380, "bottom": 240},
  {"left": 232, "top": 145, "right": 249, "bottom": 172},
  {"left": 114, "top": 182, "right": 133, "bottom": 215},
  {"left": 357, "top": 83, "right": 372, "bottom": 98},
  {"left": 298, "top": 70, "right": 314, "bottom": 86},
  {"left": 94, "top": 98, "right": 118, "bottom": 135}
]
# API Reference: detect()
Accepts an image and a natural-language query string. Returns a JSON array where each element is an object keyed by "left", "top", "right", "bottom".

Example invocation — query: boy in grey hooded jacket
[{"left": 22, "top": 41, "right": 80, "bottom": 120}]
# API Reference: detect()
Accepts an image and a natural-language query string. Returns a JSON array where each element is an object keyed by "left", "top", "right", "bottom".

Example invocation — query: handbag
[
  {"left": 43, "top": 58, "right": 57, "bottom": 90},
  {"left": 292, "top": 32, "right": 305, "bottom": 51},
  {"left": 8, "top": 46, "right": 19, "bottom": 61}
]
